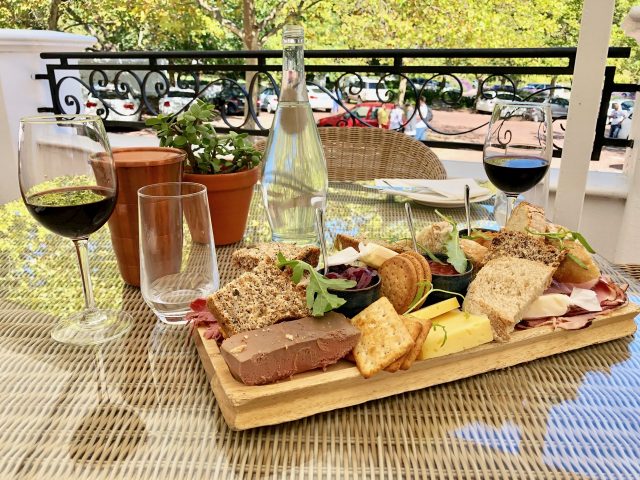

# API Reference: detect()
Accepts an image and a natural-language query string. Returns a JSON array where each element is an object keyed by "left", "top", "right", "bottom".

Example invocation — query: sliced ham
[
  {"left": 186, "top": 298, "right": 223, "bottom": 341},
  {"left": 517, "top": 276, "right": 628, "bottom": 332}
]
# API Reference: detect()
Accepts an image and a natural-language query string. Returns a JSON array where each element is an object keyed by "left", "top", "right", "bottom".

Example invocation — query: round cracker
[
  {"left": 379, "top": 255, "right": 418, "bottom": 313},
  {"left": 402, "top": 251, "right": 432, "bottom": 284},
  {"left": 400, "top": 252, "right": 424, "bottom": 280}
]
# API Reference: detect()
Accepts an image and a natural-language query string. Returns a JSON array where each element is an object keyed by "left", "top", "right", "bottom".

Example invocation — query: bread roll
[{"left": 553, "top": 240, "right": 601, "bottom": 285}]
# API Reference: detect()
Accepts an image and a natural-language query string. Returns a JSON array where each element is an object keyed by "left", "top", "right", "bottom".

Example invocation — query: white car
[
  {"left": 259, "top": 85, "right": 333, "bottom": 112},
  {"left": 526, "top": 96, "right": 570, "bottom": 119},
  {"left": 475, "top": 91, "right": 523, "bottom": 114},
  {"left": 159, "top": 88, "right": 196, "bottom": 115},
  {"left": 346, "top": 77, "right": 388, "bottom": 103},
  {"left": 307, "top": 85, "right": 333, "bottom": 111},
  {"left": 85, "top": 86, "right": 140, "bottom": 122},
  {"left": 259, "top": 87, "right": 279, "bottom": 113}
]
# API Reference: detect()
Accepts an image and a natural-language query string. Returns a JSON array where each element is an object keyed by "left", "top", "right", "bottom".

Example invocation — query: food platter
[{"left": 193, "top": 302, "right": 639, "bottom": 431}]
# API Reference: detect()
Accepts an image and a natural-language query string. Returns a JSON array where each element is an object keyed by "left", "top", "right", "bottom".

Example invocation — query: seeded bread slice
[
  {"left": 232, "top": 243, "right": 320, "bottom": 272},
  {"left": 485, "top": 231, "right": 565, "bottom": 268},
  {"left": 207, "top": 259, "right": 310, "bottom": 338},
  {"left": 463, "top": 256, "right": 555, "bottom": 341},
  {"left": 334, "top": 233, "right": 410, "bottom": 254}
]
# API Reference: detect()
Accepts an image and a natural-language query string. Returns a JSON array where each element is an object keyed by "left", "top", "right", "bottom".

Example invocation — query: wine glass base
[{"left": 51, "top": 309, "right": 133, "bottom": 346}]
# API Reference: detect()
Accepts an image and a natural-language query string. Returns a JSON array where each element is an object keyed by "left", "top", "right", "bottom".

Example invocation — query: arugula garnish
[
  {"left": 460, "top": 230, "right": 491, "bottom": 241},
  {"left": 403, "top": 284, "right": 465, "bottom": 315},
  {"left": 435, "top": 210, "right": 468, "bottom": 274},
  {"left": 276, "top": 253, "right": 356, "bottom": 316},
  {"left": 431, "top": 323, "right": 448, "bottom": 347},
  {"left": 526, "top": 227, "right": 595, "bottom": 270}
]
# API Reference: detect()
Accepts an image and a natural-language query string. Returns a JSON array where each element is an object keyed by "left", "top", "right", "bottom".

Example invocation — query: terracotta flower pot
[
  {"left": 97, "top": 147, "right": 185, "bottom": 286},
  {"left": 183, "top": 166, "right": 260, "bottom": 246}
]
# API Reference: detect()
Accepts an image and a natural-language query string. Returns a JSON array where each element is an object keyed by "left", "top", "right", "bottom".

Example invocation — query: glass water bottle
[{"left": 261, "top": 24, "right": 328, "bottom": 243}]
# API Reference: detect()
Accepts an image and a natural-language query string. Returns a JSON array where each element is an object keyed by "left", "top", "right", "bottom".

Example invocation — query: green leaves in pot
[{"left": 145, "top": 99, "right": 261, "bottom": 174}]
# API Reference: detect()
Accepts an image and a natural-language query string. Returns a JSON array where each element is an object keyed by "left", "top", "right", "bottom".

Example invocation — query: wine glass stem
[
  {"left": 505, "top": 194, "right": 518, "bottom": 222},
  {"left": 73, "top": 238, "right": 96, "bottom": 311}
]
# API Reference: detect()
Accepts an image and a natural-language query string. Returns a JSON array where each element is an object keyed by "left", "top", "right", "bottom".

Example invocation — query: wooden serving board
[{"left": 193, "top": 303, "right": 640, "bottom": 430}]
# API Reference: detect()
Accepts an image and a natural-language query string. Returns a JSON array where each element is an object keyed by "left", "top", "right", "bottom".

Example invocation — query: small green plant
[{"left": 145, "top": 100, "right": 261, "bottom": 174}]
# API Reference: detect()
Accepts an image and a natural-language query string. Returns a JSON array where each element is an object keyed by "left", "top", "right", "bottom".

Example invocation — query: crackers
[
  {"left": 351, "top": 297, "right": 414, "bottom": 378},
  {"left": 379, "top": 255, "right": 418, "bottom": 314},
  {"left": 385, "top": 316, "right": 422, "bottom": 373},
  {"left": 379, "top": 251, "right": 432, "bottom": 314}
]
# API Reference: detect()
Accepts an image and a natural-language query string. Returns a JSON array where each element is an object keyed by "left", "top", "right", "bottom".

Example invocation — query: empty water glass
[{"left": 138, "top": 182, "right": 219, "bottom": 324}]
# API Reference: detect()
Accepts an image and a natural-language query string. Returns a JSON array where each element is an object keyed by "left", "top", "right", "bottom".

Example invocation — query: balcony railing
[{"left": 37, "top": 47, "right": 635, "bottom": 160}]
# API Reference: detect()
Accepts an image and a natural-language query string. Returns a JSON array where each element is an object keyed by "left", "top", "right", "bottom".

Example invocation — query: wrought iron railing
[{"left": 37, "top": 47, "right": 635, "bottom": 160}]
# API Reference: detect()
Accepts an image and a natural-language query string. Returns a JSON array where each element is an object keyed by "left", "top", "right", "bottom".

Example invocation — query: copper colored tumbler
[{"left": 108, "top": 147, "right": 184, "bottom": 286}]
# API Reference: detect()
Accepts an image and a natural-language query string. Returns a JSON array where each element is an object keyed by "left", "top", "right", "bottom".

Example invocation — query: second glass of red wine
[
  {"left": 19, "top": 114, "right": 132, "bottom": 346},
  {"left": 483, "top": 102, "right": 553, "bottom": 221}
]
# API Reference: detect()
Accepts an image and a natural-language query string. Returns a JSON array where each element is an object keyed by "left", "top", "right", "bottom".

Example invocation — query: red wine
[
  {"left": 483, "top": 155, "right": 549, "bottom": 194},
  {"left": 25, "top": 186, "right": 116, "bottom": 239}
]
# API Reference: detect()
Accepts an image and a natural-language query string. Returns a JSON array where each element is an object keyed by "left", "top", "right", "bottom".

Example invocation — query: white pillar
[
  {"left": 553, "top": 0, "right": 615, "bottom": 229},
  {"left": 0, "top": 29, "right": 96, "bottom": 204},
  {"left": 614, "top": 7, "right": 640, "bottom": 263}
]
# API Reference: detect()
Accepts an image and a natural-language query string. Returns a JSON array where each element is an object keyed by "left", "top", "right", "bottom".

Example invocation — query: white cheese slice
[
  {"left": 569, "top": 288, "right": 602, "bottom": 312},
  {"left": 326, "top": 247, "right": 360, "bottom": 267},
  {"left": 523, "top": 294, "right": 571, "bottom": 319}
]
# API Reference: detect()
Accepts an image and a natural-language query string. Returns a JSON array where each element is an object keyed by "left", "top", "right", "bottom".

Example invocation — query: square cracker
[
  {"left": 401, "top": 318, "right": 432, "bottom": 370},
  {"left": 385, "top": 316, "right": 422, "bottom": 373},
  {"left": 351, "top": 297, "right": 415, "bottom": 378}
]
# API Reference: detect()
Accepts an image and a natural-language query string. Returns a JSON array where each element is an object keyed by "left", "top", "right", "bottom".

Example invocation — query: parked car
[
  {"left": 526, "top": 96, "right": 570, "bottom": 119},
  {"left": 520, "top": 83, "right": 552, "bottom": 95},
  {"left": 346, "top": 77, "right": 388, "bottom": 103},
  {"left": 159, "top": 87, "right": 195, "bottom": 115},
  {"left": 307, "top": 85, "right": 333, "bottom": 111},
  {"left": 259, "top": 87, "right": 278, "bottom": 113},
  {"left": 609, "top": 99, "right": 635, "bottom": 115},
  {"left": 475, "top": 91, "right": 523, "bottom": 114},
  {"left": 317, "top": 102, "right": 393, "bottom": 128},
  {"left": 260, "top": 85, "right": 334, "bottom": 113},
  {"left": 210, "top": 84, "right": 246, "bottom": 115},
  {"left": 85, "top": 85, "right": 140, "bottom": 122}
]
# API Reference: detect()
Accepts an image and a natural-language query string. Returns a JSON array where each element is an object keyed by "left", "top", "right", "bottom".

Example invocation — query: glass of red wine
[
  {"left": 483, "top": 102, "right": 553, "bottom": 221},
  {"left": 19, "top": 114, "right": 132, "bottom": 346}
]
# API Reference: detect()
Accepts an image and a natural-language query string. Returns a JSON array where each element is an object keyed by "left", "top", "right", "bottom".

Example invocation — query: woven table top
[{"left": 1, "top": 182, "right": 639, "bottom": 480}]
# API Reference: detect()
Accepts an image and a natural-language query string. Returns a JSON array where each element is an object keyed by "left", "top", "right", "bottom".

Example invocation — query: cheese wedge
[
  {"left": 358, "top": 242, "right": 398, "bottom": 269},
  {"left": 418, "top": 309, "right": 493, "bottom": 360},
  {"left": 409, "top": 297, "right": 459, "bottom": 321}
]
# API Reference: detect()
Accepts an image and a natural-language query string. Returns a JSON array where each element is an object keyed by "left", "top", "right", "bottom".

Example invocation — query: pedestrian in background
[
  {"left": 377, "top": 104, "right": 390, "bottom": 129},
  {"left": 404, "top": 103, "right": 417, "bottom": 136},
  {"left": 414, "top": 97, "right": 431, "bottom": 141},
  {"left": 608, "top": 102, "right": 627, "bottom": 138},
  {"left": 389, "top": 103, "right": 405, "bottom": 131}
]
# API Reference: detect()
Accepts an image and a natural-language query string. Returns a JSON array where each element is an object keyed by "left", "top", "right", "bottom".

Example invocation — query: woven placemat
[{"left": 0, "top": 184, "right": 639, "bottom": 479}]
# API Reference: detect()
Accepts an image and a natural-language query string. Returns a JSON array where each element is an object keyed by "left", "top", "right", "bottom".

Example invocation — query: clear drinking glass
[
  {"left": 138, "top": 182, "right": 219, "bottom": 325},
  {"left": 483, "top": 102, "right": 553, "bottom": 221},
  {"left": 18, "top": 114, "right": 132, "bottom": 345}
]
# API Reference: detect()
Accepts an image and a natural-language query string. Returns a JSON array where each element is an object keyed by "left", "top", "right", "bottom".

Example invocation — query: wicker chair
[{"left": 255, "top": 127, "right": 446, "bottom": 181}]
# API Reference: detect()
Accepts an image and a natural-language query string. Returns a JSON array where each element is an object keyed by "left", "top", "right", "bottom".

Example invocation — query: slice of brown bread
[
  {"left": 334, "top": 233, "right": 410, "bottom": 254},
  {"left": 232, "top": 243, "right": 320, "bottom": 272},
  {"left": 505, "top": 201, "right": 547, "bottom": 234},
  {"left": 207, "top": 259, "right": 310, "bottom": 338},
  {"left": 463, "top": 256, "right": 555, "bottom": 341},
  {"left": 485, "top": 231, "right": 565, "bottom": 268}
]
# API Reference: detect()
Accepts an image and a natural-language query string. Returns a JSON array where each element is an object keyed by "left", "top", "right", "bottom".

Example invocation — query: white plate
[{"left": 405, "top": 190, "right": 495, "bottom": 208}]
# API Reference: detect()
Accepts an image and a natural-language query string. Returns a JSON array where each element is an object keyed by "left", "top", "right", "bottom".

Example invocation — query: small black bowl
[
  {"left": 458, "top": 227, "right": 499, "bottom": 248},
  {"left": 328, "top": 273, "right": 381, "bottom": 318},
  {"left": 422, "top": 254, "right": 473, "bottom": 306}
]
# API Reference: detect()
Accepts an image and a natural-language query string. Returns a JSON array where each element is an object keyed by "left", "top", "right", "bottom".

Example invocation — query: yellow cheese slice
[
  {"left": 417, "top": 309, "right": 493, "bottom": 360},
  {"left": 408, "top": 297, "right": 459, "bottom": 321}
]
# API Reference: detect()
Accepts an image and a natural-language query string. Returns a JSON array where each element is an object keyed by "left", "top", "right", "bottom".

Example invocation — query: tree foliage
[{"left": 0, "top": 0, "right": 639, "bottom": 81}]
